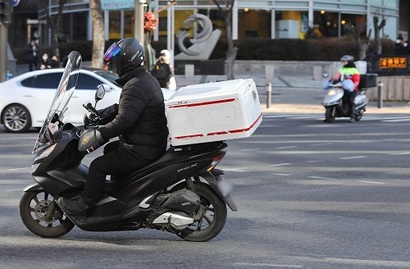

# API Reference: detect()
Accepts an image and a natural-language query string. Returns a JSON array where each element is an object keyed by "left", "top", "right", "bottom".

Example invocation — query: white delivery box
[{"left": 165, "top": 79, "right": 262, "bottom": 146}]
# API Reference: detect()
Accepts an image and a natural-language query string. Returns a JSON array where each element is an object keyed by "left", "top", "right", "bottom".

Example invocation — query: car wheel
[{"left": 2, "top": 104, "right": 32, "bottom": 133}]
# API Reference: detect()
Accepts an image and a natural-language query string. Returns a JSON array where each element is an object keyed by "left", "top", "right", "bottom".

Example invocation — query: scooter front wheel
[
  {"left": 19, "top": 190, "right": 74, "bottom": 238},
  {"left": 355, "top": 109, "right": 364, "bottom": 121},
  {"left": 324, "top": 106, "right": 336, "bottom": 122}
]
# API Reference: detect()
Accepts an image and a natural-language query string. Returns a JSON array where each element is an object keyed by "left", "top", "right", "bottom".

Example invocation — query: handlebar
[{"left": 82, "top": 102, "right": 103, "bottom": 128}]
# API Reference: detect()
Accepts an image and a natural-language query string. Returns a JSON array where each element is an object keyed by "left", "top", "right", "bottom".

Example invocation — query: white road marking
[
  {"left": 389, "top": 152, "right": 410, "bottom": 156},
  {"left": 340, "top": 156, "right": 366, "bottom": 160},
  {"left": 269, "top": 163, "right": 292, "bottom": 167},
  {"left": 223, "top": 168, "right": 248, "bottom": 172},
  {"left": 305, "top": 160, "right": 322, "bottom": 163},
  {"left": 277, "top": 146, "right": 297, "bottom": 149},
  {"left": 308, "top": 176, "right": 334, "bottom": 180},
  {"left": 359, "top": 180, "right": 386, "bottom": 185},
  {"left": 6, "top": 167, "right": 30, "bottom": 171},
  {"left": 310, "top": 143, "right": 332, "bottom": 146},
  {"left": 234, "top": 263, "right": 303, "bottom": 268}
]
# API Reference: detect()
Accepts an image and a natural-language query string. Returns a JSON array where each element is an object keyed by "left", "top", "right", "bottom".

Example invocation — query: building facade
[{"left": 8, "top": 0, "right": 409, "bottom": 50}]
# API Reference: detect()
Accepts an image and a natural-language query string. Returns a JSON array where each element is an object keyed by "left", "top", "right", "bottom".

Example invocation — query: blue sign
[
  {"left": 101, "top": 0, "right": 134, "bottom": 10},
  {"left": 13, "top": 0, "right": 20, "bottom": 7}
]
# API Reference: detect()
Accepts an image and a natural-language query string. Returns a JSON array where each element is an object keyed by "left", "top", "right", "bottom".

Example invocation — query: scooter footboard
[{"left": 200, "top": 171, "right": 238, "bottom": 211}]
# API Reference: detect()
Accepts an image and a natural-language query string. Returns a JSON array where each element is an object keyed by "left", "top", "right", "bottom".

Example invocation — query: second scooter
[{"left": 322, "top": 76, "right": 369, "bottom": 123}]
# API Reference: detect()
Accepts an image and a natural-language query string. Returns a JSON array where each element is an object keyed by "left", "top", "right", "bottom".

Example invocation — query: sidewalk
[{"left": 174, "top": 74, "right": 410, "bottom": 114}]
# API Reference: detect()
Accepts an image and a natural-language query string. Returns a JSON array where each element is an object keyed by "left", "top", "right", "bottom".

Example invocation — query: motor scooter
[
  {"left": 322, "top": 75, "right": 369, "bottom": 123},
  {"left": 19, "top": 51, "right": 238, "bottom": 242}
]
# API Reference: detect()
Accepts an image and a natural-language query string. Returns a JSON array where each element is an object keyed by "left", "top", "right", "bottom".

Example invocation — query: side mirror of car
[{"left": 322, "top": 73, "right": 329, "bottom": 78}]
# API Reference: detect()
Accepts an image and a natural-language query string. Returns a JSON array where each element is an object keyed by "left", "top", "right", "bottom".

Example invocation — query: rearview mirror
[{"left": 95, "top": 84, "right": 107, "bottom": 101}]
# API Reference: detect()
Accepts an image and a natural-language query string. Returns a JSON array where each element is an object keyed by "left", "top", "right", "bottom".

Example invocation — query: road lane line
[
  {"left": 340, "top": 156, "right": 366, "bottom": 160},
  {"left": 269, "top": 163, "right": 292, "bottom": 167},
  {"left": 277, "top": 146, "right": 297, "bottom": 149},
  {"left": 234, "top": 263, "right": 302, "bottom": 268},
  {"left": 359, "top": 180, "right": 386, "bottom": 185}
]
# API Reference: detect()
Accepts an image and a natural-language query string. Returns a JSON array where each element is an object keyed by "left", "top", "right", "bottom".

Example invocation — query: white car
[{"left": 0, "top": 68, "right": 175, "bottom": 133}]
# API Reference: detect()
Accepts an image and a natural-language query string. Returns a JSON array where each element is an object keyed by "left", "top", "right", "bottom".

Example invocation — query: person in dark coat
[
  {"left": 26, "top": 38, "right": 40, "bottom": 71},
  {"left": 150, "top": 50, "right": 173, "bottom": 88},
  {"left": 58, "top": 38, "right": 169, "bottom": 217}
]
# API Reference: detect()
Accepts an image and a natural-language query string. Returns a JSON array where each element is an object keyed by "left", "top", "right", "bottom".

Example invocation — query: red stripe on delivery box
[
  {"left": 168, "top": 98, "right": 236, "bottom": 108},
  {"left": 228, "top": 113, "right": 263, "bottom": 134},
  {"left": 174, "top": 134, "right": 204, "bottom": 139},
  {"left": 173, "top": 113, "right": 263, "bottom": 141}
]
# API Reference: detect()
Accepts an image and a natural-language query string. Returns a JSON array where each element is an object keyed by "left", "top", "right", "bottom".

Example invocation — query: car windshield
[
  {"left": 93, "top": 69, "right": 120, "bottom": 87},
  {"left": 33, "top": 51, "right": 82, "bottom": 153}
]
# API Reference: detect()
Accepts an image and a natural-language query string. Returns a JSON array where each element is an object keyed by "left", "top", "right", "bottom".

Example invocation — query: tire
[
  {"left": 355, "top": 109, "right": 363, "bottom": 121},
  {"left": 175, "top": 181, "right": 227, "bottom": 242},
  {"left": 19, "top": 190, "right": 74, "bottom": 238},
  {"left": 2, "top": 104, "right": 32, "bottom": 133},
  {"left": 324, "top": 106, "right": 336, "bottom": 123}
]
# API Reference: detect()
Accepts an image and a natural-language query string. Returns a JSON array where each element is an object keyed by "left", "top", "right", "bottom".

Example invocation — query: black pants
[
  {"left": 347, "top": 91, "right": 357, "bottom": 116},
  {"left": 82, "top": 141, "right": 159, "bottom": 204}
]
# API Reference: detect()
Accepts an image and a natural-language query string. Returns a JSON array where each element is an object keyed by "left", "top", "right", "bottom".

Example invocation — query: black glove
[
  {"left": 97, "top": 104, "right": 118, "bottom": 124},
  {"left": 78, "top": 129, "right": 108, "bottom": 154}
]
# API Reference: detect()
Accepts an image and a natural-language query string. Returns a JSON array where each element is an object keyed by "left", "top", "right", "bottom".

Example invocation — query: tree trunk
[
  {"left": 373, "top": 16, "right": 386, "bottom": 55},
  {"left": 224, "top": 9, "right": 237, "bottom": 80},
  {"left": 90, "top": 0, "right": 105, "bottom": 68},
  {"left": 359, "top": 29, "right": 371, "bottom": 60},
  {"left": 213, "top": 0, "right": 237, "bottom": 80},
  {"left": 50, "top": 0, "right": 67, "bottom": 60}
]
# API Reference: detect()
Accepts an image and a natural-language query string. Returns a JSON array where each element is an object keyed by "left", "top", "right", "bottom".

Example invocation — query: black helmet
[{"left": 103, "top": 38, "right": 145, "bottom": 76}]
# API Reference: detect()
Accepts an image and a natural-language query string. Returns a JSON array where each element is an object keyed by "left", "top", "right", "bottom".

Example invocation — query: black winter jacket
[{"left": 99, "top": 65, "right": 169, "bottom": 158}]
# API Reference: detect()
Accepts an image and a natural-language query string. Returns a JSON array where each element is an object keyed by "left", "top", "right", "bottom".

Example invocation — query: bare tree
[
  {"left": 354, "top": 23, "right": 372, "bottom": 60},
  {"left": 48, "top": 0, "right": 68, "bottom": 60},
  {"left": 211, "top": 0, "right": 237, "bottom": 80},
  {"left": 373, "top": 15, "right": 386, "bottom": 55},
  {"left": 90, "top": 0, "right": 105, "bottom": 68}
]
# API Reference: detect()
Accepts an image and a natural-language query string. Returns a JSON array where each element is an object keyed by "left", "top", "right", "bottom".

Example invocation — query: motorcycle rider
[
  {"left": 323, "top": 55, "right": 360, "bottom": 122},
  {"left": 58, "top": 37, "right": 169, "bottom": 217}
]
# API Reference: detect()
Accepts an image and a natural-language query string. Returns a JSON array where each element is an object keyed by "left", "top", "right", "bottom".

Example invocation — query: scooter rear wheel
[
  {"left": 173, "top": 181, "right": 227, "bottom": 242},
  {"left": 19, "top": 190, "right": 74, "bottom": 238},
  {"left": 324, "top": 106, "right": 336, "bottom": 122}
]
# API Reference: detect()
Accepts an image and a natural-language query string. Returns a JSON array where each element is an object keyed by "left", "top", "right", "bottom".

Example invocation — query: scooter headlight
[{"left": 328, "top": 89, "right": 338, "bottom": 96}]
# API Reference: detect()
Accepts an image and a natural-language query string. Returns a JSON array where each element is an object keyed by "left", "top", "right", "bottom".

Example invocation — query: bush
[{"left": 12, "top": 37, "right": 395, "bottom": 64}]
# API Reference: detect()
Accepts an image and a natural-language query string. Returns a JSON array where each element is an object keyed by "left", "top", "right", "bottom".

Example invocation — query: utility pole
[{"left": 0, "top": 0, "right": 13, "bottom": 82}]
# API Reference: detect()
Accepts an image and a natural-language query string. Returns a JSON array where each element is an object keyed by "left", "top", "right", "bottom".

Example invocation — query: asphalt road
[{"left": 0, "top": 114, "right": 409, "bottom": 269}]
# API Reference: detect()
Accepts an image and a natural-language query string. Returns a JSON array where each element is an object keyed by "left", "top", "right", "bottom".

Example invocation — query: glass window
[
  {"left": 124, "top": 11, "right": 134, "bottom": 37},
  {"left": 109, "top": 10, "right": 122, "bottom": 40},
  {"left": 21, "top": 73, "right": 62, "bottom": 89},
  {"left": 238, "top": 9, "right": 271, "bottom": 39},
  {"left": 94, "top": 70, "right": 120, "bottom": 86},
  {"left": 76, "top": 74, "right": 104, "bottom": 90}
]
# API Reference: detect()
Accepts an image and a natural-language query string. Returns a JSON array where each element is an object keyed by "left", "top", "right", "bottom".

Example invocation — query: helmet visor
[{"left": 103, "top": 43, "right": 122, "bottom": 62}]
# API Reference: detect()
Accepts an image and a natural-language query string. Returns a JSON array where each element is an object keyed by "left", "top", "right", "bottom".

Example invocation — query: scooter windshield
[{"left": 33, "top": 51, "right": 82, "bottom": 153}]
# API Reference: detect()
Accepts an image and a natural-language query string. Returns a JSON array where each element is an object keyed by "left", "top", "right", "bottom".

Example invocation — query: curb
[{"left": 261, "top": 103, "right": 410, "bottom": 114}]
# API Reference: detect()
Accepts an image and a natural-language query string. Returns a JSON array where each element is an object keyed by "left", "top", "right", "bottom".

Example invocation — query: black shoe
[{"left": 57, "top": 196, "right": 92, "bottom": 217}]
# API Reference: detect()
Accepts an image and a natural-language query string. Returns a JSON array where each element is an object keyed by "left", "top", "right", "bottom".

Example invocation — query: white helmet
[
  {"left": 160, "top": 49, "right": 171, "bottom": 64},
  {"left": 340, "top": 55, "right": 354, "bottom": 62}
]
